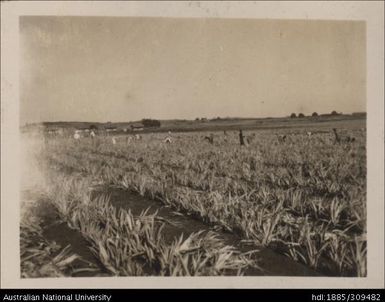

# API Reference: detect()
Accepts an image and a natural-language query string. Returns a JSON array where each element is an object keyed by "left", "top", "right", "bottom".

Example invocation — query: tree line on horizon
[
  {"left": 290, "top": 110, "right": 343, "bottom": 118},
  {"left": 24, "top": 110, "right": 366, "bottom": 130}
]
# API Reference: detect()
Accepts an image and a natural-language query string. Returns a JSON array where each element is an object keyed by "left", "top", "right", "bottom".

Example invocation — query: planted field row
[
  {"left": 32, "top": 171, "right": 259, "bottom": 276},
  {"left": 40, "top": 129, "right": 366, "bottom": 276}
]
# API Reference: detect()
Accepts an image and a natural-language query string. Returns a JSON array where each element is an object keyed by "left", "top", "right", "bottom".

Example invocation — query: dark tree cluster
[
  {"left": 291, "top": 111, "right": 341, "bottom": 118},
  {"left": 290, "top": 113, "right": 305, "bottom": 118},
  {"left": 142, "top": 119, "right": 161, "bottom": 128},
  {"left": 291, "top": 112, "right": 320, "bottom": 118}
]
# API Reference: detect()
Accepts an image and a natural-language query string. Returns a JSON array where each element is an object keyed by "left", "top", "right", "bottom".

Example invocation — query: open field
[
  {"left": 20, "top": 119, "right": 366, "bottom": 277},
  {"left": 24, "top": 114, "right": 365, "bottom": 135}
]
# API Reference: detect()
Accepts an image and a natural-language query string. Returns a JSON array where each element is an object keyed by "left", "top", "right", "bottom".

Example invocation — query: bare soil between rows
[
  {"left": 34, "top": 199, "right": 110, "bottom": 277},
  {"left": 27, "top": 188, "right": 322, "bottom": 277},
  {"left": 94, "top": 187, "right": 321, "bottom": 276}
]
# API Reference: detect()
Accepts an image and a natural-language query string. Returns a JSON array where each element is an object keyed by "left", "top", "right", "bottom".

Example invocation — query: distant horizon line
[{"left": 21, "top": 111, "right": 367, "bottom": 127}]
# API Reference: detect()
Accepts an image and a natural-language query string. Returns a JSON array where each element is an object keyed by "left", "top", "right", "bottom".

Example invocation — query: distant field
[
  {"left": 25, "top": 115, "right": 365, "bottom": 135},
  {"left": 158, "top": 116, "right": 365, "bottom": 134}
]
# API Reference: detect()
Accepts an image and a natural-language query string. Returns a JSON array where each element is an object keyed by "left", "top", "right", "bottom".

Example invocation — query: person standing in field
[
  {"left": 74, "top": 131, "right": 80, "bottom": 141},
  {"left": 239, "top": 129, "right": 245, "bottom": 146}
]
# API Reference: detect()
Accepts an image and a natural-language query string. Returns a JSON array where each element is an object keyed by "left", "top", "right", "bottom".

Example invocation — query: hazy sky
[{"left": 20, "top": 17, "right": 365, "bottom": 125}]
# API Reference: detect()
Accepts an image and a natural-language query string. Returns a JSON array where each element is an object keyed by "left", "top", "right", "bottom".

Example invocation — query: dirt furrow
[{"left": 98, "top": 187, "right": 321, "bottom": 276}]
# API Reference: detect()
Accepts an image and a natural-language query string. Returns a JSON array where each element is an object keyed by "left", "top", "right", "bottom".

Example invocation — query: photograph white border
[{"left": 1, "top": 1, "right": 384, "bottom": 289}]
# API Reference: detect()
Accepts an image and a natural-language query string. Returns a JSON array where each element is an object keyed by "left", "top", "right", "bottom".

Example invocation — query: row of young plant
[
  {"left": 42, "top": 129, "right": 366, "bottom": 276},
  {"left": 20, "top": 199, "right": 102, "bottom": 278},
  {"left": 36, "top": 164, "right": 258, "bottom": 276}
]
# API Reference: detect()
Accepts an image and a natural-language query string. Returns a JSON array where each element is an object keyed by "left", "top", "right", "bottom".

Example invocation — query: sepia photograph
[{"left": 1, "top": 1, "right": 384, "bottom": 290}]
